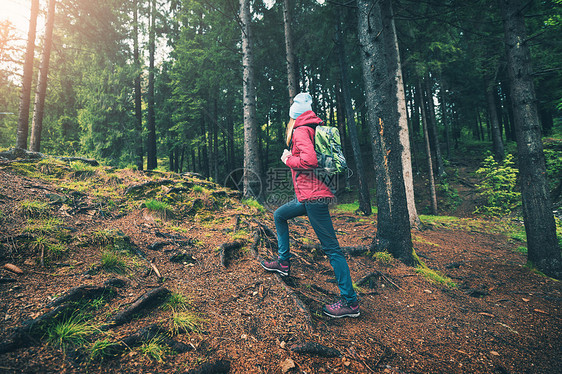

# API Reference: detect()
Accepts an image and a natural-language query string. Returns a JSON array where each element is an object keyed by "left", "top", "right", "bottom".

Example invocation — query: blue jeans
[{"left": 274, "top": 198, "right": 357, "bottom": 303}]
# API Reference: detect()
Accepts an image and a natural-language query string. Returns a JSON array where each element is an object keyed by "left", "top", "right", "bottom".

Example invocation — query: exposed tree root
[
  {"left": 47, "top": 284, "right": 117, "bottom": 307},
  {"left": 186, "top": 359, "right": 231, "bottom": 374},
  {"left": 219, "top": 241, "right": 245, "bottom": 268},
  {"left": 108, "top": 323, "right": 192, "bottom": 357},
  {"left": 103, "top": 286, "right": 171, "bottom": 330},
  {"left": 290, "top": 341, "right": 341, "bottom": 358},
  {"left": 248, "top": 229, "right": 314, "bottom": 331},
  {"left": 124, "top": 179, "right": 174, "bottom": 196}
]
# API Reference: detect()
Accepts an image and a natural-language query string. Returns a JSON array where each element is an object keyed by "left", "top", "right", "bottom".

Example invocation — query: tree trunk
[
  {"left": 134, "top": 0, "right": 144, "bottom": 170},
  {"left": 15, "top": 0, "right": 40, "bottom": 150},
  {"left": 283, "top": 0, "right": 298, "bottom": 102},
  {"left": 335, "top": 13, "right": 371, "bottom": 215},
  {"left": 418, "top": 79, "right": 438, "bottom": 215},
  {"left": 381, "top": 1, "right": 420, "bottom": 228},
  {"left": 499, "top": 0, "right": 561, "bottom": 278},
  {"left": 29, "top": 0, "right": 56, "bottom": 152},
  {"left": 486, "top": 82, "right": 505, "bottom": 161},
  {"left": 240, "top": 0, "right": 261, "bottom": 199},
  {"left": 424, "top": 76, "right": 445, "bottom": 178},
  {"left": 439, "top": 77, "right": 451, "bottom": 159},
  {"left": 357, "top": 0, "right": 416, "bottom": 266},
  {"left": 146, "top": 0, "right": 157, "bottom": 170}
]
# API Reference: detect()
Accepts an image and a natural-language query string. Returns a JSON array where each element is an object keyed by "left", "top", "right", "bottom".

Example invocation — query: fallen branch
[
  {"left": 103, "top": 287, "right": 171, "bottom": 329},
  {"left": 149, "top": 258, "right": 162, "bottom": 279}
]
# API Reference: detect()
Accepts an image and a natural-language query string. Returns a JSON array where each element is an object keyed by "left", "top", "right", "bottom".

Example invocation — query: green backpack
[{"left": 313, "top": 125, "right": 348, "bottom": 175}]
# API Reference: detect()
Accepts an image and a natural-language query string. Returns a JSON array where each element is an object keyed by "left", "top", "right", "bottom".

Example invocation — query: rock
[{"left": 281, "top": 358, "right": 295, "bottom": 373}]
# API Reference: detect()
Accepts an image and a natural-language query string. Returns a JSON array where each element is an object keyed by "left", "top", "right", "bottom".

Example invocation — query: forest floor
[{"left": 0, "top": 155, "right": 560, "bottom": 374}]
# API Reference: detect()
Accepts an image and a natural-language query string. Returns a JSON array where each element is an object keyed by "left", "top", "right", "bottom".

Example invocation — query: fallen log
[
  {"left": 290, "top": 341, "right": 341, "bottom": 358},
  {"left": 186, "top": 359, "right": 231, "bottom": 374},
  {"left": 103, "top": 287, "right": 171, "bottom": 329}
]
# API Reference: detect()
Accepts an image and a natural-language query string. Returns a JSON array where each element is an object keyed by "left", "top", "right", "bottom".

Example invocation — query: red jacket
[{"left": 285, "top": 111, "right": 335, "bottom": 202}]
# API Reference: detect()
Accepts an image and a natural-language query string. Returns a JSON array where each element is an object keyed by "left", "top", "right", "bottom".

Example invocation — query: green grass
[
  {"left": 144, "top": 199, "right": 172, "bottom": 212},
  {"left": 19, "top": 200, "right": 50, "bottom": 218},
  {"left": 139, "top": 336, "right": 167, "bottom": 362},
  {"left": 163, "top": 292, "right": 189, "bottom": 311},
  {"left": 100, "top": 251, "right": 128, "bottom": 274},
  {"left": 47, "top": 313, "right": 97, "bottom": 351},
  {"left": 372, "top": 250, "right": 393, "bottom": 264},
  {"left": 191, "top": 185, "right": 207, "bottom": 194},
  {"left": 241, "top": 198, "right": 265, "bottom": 213},
  {"left": 334, "top": 201, "right": 377, "bottom": 214},
  {"left": 413, "top": 250, "right": 456, "bottom": 288},
  {"left": 169, "top": 311, "right": 204, "bottom": 336},
  {"left": 89, "top": 338, "right": 119, "bottom": 361},
  {"left": 415, "top": 266, "right": 456, "bottom": 288},
  {"left": 25, "top": 217, "right": 64, "bottom": 235}
]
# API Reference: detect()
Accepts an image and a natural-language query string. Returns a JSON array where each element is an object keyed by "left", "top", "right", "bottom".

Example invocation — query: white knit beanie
[{"left": 289, "top": 93, "right": 313, "bottom": 119}]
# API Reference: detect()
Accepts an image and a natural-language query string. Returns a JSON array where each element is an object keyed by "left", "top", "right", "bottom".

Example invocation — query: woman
[{"left": 261, "top": 93, "right": 360, "bottom": 318}]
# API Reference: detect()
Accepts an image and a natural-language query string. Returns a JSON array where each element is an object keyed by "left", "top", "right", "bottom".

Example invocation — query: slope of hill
[{"left": 0, "top": 157, "right": 560, "bottom": 373}]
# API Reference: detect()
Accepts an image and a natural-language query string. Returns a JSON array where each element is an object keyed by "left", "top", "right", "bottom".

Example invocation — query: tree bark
[
  {"left": 240, "top": 0, "right": 261, "bottom": 199},
  {"left": 486, "top": 82, "right": 505, "bottom": 161},
  {"left": 15, "top": 0, "right": 40, "bottom": 150},
  {"left": 357, "top": 0, "right": 416, "bottom": 266},
  {"left": 134, "top": 0, "right": 144, "bottom": 170},
  {"left": 335, "top": 13, "right": 371, "bottom": 215},
  {"left": 499, "top": 0, "right": 561, "bottom": 278},
  {"left": 381, "top": 1, "right": 420, "bottom": 228},
  {"left": 418, "top": 79, "right": 438, "bottom": 215},
  {"left": 30, "top": 0, "right": 56, "bottom": 152},
  {"left": 147, "top": 0, "right": 157, "bottom": 170},
  {"left": 424, "top": 75, "right": 445, "bottom": 178},
  {"left": 283, "top": 0, "right": 298, "bottom": 101}
]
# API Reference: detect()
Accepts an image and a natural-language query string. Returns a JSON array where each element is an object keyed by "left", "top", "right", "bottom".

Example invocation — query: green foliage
[
  {"left": 475, "top": 154, "right": 521, "bottom": 216},
  {"left": 543, "top": 147, "right": 562, "bottom": 191}
]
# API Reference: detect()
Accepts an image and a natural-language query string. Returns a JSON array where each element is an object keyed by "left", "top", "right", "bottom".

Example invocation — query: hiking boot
[
  {"left": 323, "top": 298, "right": 360, "bottom": 318},
  {"left": 261, "top": 259, "right": 290, "bottom": 276}
]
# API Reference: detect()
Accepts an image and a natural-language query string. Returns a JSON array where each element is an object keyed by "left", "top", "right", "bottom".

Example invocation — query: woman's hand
[{"left": 281, "top": 149, "right": 292, "bottom": 164}]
